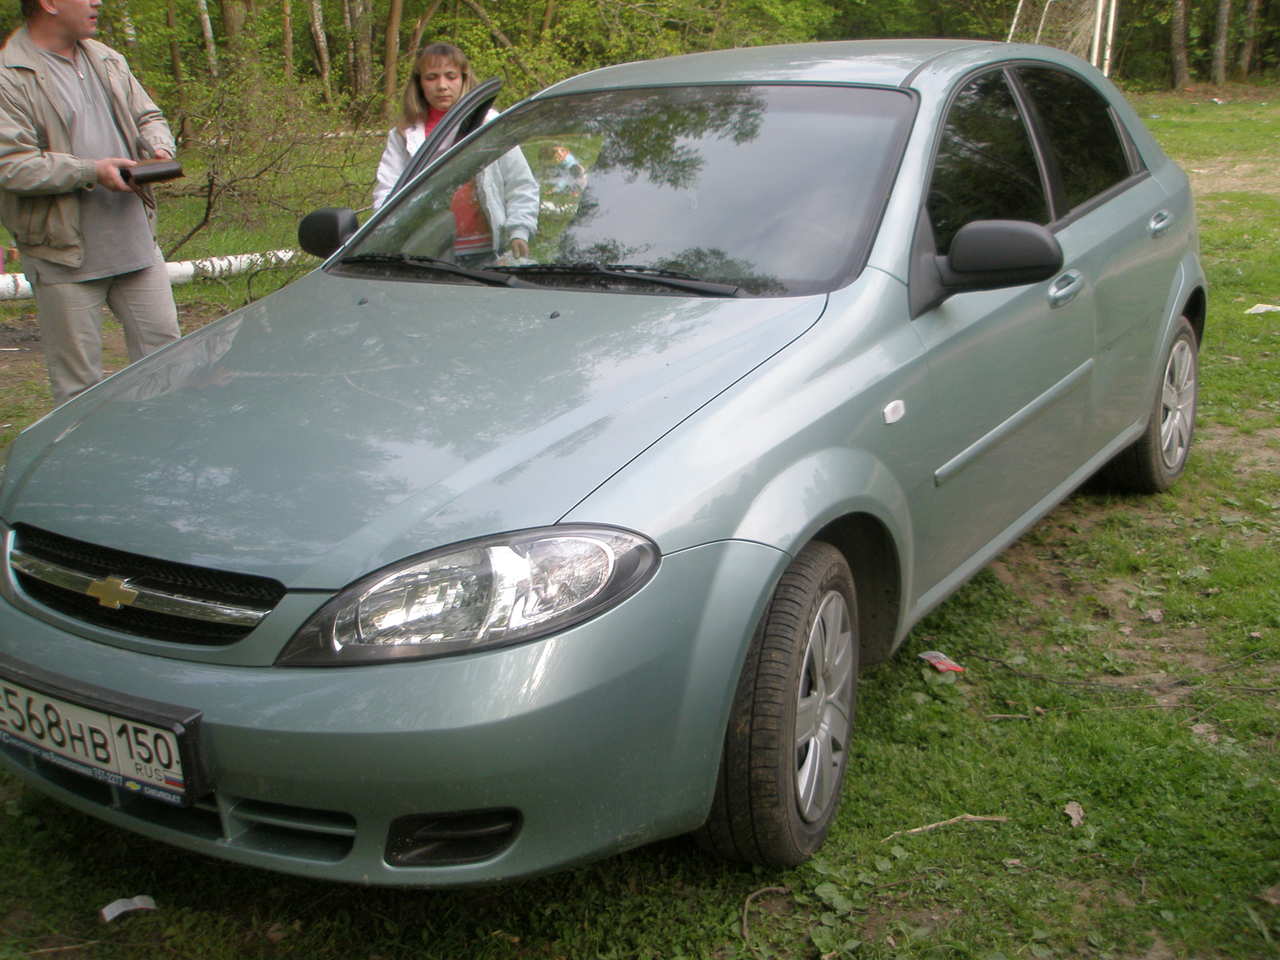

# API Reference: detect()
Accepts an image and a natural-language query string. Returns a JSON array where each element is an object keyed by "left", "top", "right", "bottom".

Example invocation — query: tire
[
  {"left": 1099, "top": 316, "right": 1198, "bottom": 494},
  {"left": 697, "top": 541, "right": 858, "bottom": 867}
]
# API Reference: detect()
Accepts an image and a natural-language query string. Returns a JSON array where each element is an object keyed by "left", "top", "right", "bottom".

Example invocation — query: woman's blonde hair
[{"left": 402, "top": 44, "right": 475, "bottom": 128}]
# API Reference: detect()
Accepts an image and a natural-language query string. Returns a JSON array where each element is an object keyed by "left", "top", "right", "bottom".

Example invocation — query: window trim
[{"left": 1007, "top": 63, "right": 1152, "bottom": 226}]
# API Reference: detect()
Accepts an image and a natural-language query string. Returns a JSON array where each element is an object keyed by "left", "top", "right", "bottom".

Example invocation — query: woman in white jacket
[{"left": 372, "top": 44, "right": 538, "bottom": 262}]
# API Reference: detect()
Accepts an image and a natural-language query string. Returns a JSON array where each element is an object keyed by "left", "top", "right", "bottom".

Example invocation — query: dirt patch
[
  {"left": 1185, "top": 158, "right": 1280, "bottom": 196},
  {"left": 858, "top": 902, "right": 962, "bottom": 948},
  {"left": 1197, "top": 423, "right": 1280, "bottom": 477}
]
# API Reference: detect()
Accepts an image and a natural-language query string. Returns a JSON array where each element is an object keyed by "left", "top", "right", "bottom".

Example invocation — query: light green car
[{"left": 0, "top": 39, "right": 1203, "bottom": 885}]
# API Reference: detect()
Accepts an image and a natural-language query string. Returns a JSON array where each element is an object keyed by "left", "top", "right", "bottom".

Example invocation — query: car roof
[{"left": 533, "top": 39, "right": 1086, "bottom": 96}]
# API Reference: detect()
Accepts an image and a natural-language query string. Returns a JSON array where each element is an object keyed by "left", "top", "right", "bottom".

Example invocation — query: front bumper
[{"left": 0, "top": 539, "right": 784, "bottom": 885}]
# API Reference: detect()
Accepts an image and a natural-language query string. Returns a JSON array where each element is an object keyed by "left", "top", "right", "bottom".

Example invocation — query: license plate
[{"left": 0, "top": 675, "right": 191, "bottom": 806}]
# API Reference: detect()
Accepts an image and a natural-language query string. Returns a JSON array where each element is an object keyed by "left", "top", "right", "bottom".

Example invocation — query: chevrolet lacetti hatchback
[{"left": 0, "top": 40, "right": 1203, "bottom": 885}]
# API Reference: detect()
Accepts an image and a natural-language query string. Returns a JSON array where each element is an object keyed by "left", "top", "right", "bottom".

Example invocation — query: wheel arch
[
  {"left": 1181, "top": 285, "right": 1206, "bottom": 346},
  {"left": 811, "top": 514, "right": 902, "bottom": 667},
  {"left": 728, "top": 446, "right": 911, "bottom": 668}
]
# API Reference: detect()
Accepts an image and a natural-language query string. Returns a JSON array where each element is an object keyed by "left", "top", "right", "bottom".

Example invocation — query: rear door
[{"left": 1012, "top": 65, "right": 1183, "bottom": 445}]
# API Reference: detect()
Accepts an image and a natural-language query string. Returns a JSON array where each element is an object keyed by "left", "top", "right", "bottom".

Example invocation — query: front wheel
[
  {"left": 1099, "top": 316, "right": 1198, "bottom": 493},
  {"left": 697, "top": 541, "right": 858, "bottom": 866}
]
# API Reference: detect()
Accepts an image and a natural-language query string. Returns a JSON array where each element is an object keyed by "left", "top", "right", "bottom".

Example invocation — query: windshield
[{"left": 342, "top": 84, "right": 915, "bottom": 297}]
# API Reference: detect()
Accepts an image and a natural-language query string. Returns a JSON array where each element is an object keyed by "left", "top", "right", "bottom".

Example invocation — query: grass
[{"left": 1, "top": 90, "right": 1279, "bottom": 959}]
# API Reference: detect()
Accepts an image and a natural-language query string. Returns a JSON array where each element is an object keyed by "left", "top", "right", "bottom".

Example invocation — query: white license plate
[{"left": 0, "top": 676, "right": 188, "bottom": 804}]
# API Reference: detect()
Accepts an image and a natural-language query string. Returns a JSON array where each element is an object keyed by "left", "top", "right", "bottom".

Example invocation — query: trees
[{"left": 0, "top": 0, "right": 1269, "bottom": 125}]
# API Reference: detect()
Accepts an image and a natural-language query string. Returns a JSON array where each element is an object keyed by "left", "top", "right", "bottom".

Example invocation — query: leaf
[
  {"left": 813, "top": 882, "right": 855, "bottom": 914},
  {"left": 874, "top": 856, "right": 893, "bottom": 873},
  {"left": 1063, "top": 801, "right": 1085, "bottom": 827}
]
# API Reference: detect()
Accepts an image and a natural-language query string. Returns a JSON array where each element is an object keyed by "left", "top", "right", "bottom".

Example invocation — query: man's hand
[
  {"left": 153, "top": 149, "right": 173, "bottom": 161},
  {"left": 95, "top": 157, "right": 135, "bottom": 192},
  {"left": 509, "top": 237, "right": 529, "bottom": 259}
]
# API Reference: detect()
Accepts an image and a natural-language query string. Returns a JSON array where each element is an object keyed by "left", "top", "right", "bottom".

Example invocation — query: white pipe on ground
[{"left": 0, "top": 248, "right": 302, "bottom": 301}]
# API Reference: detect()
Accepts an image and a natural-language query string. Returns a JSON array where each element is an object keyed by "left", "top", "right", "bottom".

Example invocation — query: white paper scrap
[
  {"left": 100, "top": 895, "right": 157, "bottom": 923},
  {"left": 1244, "top": 304, "right": 1280, "bottom": 314}
]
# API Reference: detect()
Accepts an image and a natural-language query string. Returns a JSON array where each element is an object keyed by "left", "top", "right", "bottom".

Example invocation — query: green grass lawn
[{"left": 1, "top": 89, "right": 1278, "bottom": 960}]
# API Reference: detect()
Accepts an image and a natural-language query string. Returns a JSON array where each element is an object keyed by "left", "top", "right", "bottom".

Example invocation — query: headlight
[{"left": 277, "top": 525, "right": 659, "bottom": 666}]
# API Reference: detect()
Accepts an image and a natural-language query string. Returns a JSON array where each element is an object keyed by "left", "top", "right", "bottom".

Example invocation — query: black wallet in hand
[{"left": 121, "top": 159, "right": 184, "bottom": 185}]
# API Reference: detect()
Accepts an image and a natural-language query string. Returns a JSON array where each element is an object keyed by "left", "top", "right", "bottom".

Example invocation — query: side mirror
[
  {"left": 298, "top": 207, "right": 358, "bottom": 259},
  {"left": 938, "top": 220, "right": 1063, "bottom": 293}
]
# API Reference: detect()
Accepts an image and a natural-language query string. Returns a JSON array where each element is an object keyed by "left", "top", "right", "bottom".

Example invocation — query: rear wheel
[
  {"left": 1099, "top": 316, "right": 1198, "bottom": 493},
  {"left": 698, "top": 541, "right": 858, "bottom": 866}
]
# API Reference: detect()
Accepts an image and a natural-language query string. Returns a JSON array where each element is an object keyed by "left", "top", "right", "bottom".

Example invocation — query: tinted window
[
  {"left": 348, "top": 85, "right": 915, "bottom": 297},
  {"left": 927, "top": 71, "right": 1047, "bottom": 254},
  {"left": 1016, "top": 67, "right": 1132, "bottom": 213}
]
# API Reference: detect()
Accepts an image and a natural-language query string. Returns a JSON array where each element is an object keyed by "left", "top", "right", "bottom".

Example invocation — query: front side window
[
  {"left": 927, "top": 70, "right": 1048, "bottom": 255},
  {"left": 1016, "top": 66, "right": 1134, "bottom": 213},
  {"left": 342, "top": 84, "right": 916, "bottom": 297}
]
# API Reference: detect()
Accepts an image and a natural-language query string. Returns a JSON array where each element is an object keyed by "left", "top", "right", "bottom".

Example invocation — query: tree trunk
[
  {"left": 1235, "top": 0, "right": 1262, "bottom": 78},
  {"left": 165, "top": 0, "right": 183, "bottom": 86},
  {"left": 354, "top": 0, "right": 373, "bottom": 97},
  {"left": 118, "top": 8, "right": 139, "bottom": 53},
  {"left": 382, "top": 0, "right": 404, "bottom": 122},
  {"left": 457, "top": 0, "right": 546, "bottom": 86},
  {"left": 222, "top": 0, "right": 249, "bottom": 45},
  {"left": 1170, "top": 0, "right": 1191, "bottom": 88},
  {"left": 540, "top": 0, "right": 556, "bottom": 37},
  {"left": 309, "top": 0, "right": 333, "bottom": 102},
  {"left": 341, "top": 0, "right": 357, "bottom": 93},
  {"left": 196, "top": 0, "right": 220, "bottom": 77},
  {"left": 282, "top": 0, "right": 295, "bottom": 80},
  {"left": 1210, "top": 0, "right": 1231, "bottom": 85},
  {"left": 406, "top": 0, "right": 446, "bottom": 66}
]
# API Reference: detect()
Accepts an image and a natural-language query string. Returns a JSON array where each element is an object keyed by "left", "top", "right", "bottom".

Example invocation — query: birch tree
[
  {"left": 309, "top": 0, "right": 333, "bottom": 102},
  {"left": 196, "top": 0, "right": 219, "bottom": 77}
]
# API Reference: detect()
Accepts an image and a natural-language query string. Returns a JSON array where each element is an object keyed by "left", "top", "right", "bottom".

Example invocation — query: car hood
[{"left": 3, "top": 271, "right": 824, "bottom": 587}]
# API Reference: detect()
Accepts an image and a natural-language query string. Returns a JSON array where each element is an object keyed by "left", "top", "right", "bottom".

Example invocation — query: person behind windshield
[{"left": 371, "top": 43, "right": 538, "bottom": 262}]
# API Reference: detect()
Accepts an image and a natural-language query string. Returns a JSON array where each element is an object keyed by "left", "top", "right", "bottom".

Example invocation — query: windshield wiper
[
  {"left": 337, "top": 252, "right": 538, "bottom": 288},
  {"left": 496, "top": 262, "right": 742, "bottom": 297}
]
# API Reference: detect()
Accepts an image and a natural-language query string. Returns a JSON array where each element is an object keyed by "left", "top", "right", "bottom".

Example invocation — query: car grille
[
  {"left": 8, "top": 524, "right": 285, "bottom": 645},
  {"left": 3, "top": 741, "right": 357, "bottom": 863}
]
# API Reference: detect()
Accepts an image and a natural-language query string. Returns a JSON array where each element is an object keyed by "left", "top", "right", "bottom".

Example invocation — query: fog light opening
[{"left": 385, "top": 808, "right": 521, "bottom": 867}]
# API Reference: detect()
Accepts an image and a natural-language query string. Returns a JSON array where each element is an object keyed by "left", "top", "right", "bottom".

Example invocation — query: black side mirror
[
  {"left": 298, "top": 207, "right": 358, "bottom": 259},
  {"left": 938, "top": 220, "right": 1064, "bottom": 292}
]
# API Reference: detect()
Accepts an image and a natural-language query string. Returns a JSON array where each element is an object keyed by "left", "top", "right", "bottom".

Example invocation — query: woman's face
[{"left": 419, "top": 58, "right": 465, "bottom": 113}]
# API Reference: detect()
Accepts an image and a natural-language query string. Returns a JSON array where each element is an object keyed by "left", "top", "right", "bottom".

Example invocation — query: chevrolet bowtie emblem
[{"left": 86, "top": 576, "right": 139, "bottom": 609}]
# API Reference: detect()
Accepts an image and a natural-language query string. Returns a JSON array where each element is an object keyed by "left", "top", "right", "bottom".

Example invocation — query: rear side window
[
  {"left": 927, "top": 71, "right": 1048, "bottom": 255},
  {"left": 1015, "top": 67, "right": 1133, "bottom": 213}
]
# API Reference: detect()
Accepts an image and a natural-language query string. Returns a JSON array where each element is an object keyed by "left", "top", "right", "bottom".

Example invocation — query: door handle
[
  {"left": 1149, "top": 209, "right": 1173, "bottom": 237},
  {"left": 1047, "top": 270, "right": 1084, "bottom": 309}
]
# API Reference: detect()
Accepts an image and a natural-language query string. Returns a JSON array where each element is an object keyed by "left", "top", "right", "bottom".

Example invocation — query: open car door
[{"left": 387, "top": 77, "right": 504, "bottom": 202}]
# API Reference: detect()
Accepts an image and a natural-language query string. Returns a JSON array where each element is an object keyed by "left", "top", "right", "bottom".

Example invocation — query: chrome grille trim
[{"left": 10, "top": 548, "right": 271, "bottom": 628}]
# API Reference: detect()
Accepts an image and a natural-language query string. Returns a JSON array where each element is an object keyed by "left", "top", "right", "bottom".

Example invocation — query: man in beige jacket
[{"left": 0, "top": 0, "right": 179, "bottom": 404}]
